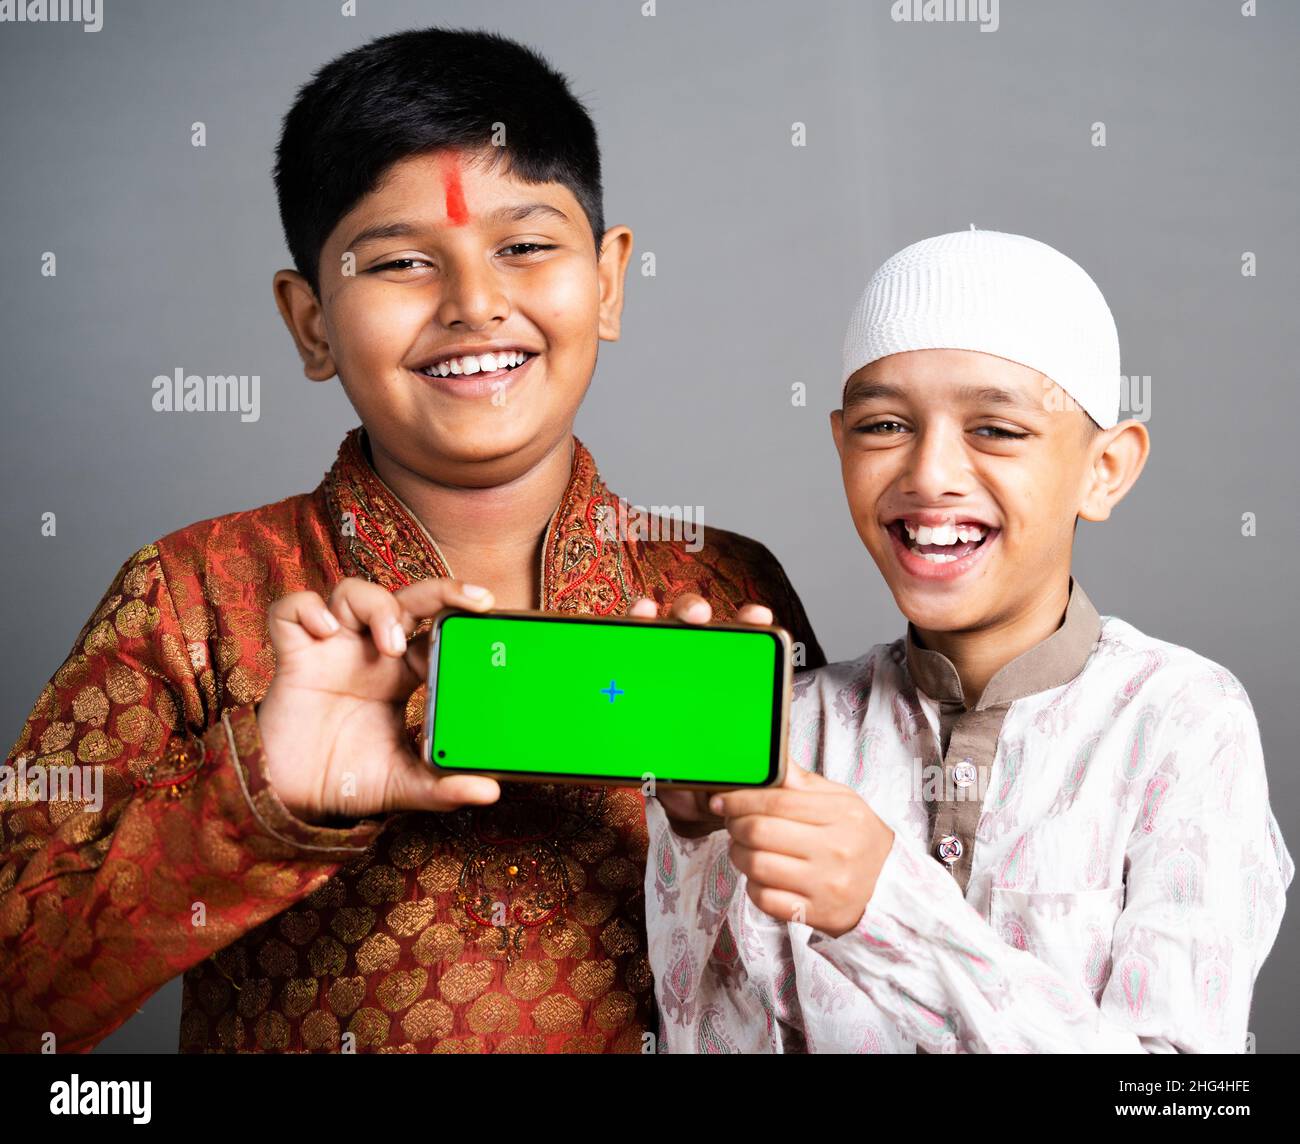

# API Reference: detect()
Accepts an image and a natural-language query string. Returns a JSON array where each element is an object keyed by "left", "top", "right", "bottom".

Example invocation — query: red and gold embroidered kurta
[{"left": 0, "top": 428, "right": 823, "bottom": 1053}]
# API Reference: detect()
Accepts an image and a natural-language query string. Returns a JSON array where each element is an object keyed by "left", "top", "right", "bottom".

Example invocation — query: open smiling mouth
[
  {"left": 416, "top": 350, "right": 536, "bottom": 381},
  {"left": 886, "top": 519, "right": 1000, "bottom": 574}
]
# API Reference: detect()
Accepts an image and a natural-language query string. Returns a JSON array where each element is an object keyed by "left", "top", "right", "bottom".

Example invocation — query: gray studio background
[{"left": 2, "top": 0, "right": 1296, "bottom": 1052}]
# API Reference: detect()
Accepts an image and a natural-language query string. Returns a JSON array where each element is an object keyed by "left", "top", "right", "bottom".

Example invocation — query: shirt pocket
[{"left": 989, "top": 885, "right": 1125, "bottom": 1001}]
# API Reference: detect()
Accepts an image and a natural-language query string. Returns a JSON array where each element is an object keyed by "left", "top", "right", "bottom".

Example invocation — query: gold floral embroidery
[
  {"left": 531, "top": 994, "right": 582, "bottom": 1034},
  {"left": 104, "top": 663, "right": 147, "bottom": 705},
  {"left": 38, "top": 721, "right": 75, "bottom": 754},
  {"left": 54, "top": 657, "right": 90, "bottom": 691},
  {"left": 356, "top": 865, "right": 405, "bottom": 905},
  {"left": 494, "top": 1035, "right": 547, "bottom": 1053},
  {"left": 376, "top": 968, "right": 428, "bottom": 1012},
  {"left": 71, "top": 685, "right": 109, "bottom": 726},
  {"left": 412, "top": 923, "right": 464, "bottom": 965},
  {"left": 280, "top": 978, "right": 319, "bottom": 1019},
  {"left": 504, "top": 959, "right": 558, "bottom": 1001},
  {"left": 307, "top": 937, "right": 347, "bottom": 977},
  {"left": 300, "top": 1010, "right": 341, "bottom": 1051},
  {"left": 76, "top": 730, "right": 122, "bottom": 764},
  {"left": 327, "top": 977, "right": 366, "bottom": 1017},
  {"left": 467, "top": 992, "right": 519, "bottom": 1034},
  {"left": 354, "top": 932, "right": 400, "bottom": 974},
  {"left": 436, "top": 962, "right": 494, "bottom": 1005},
  {"left": 431, "top": 1036, "right": 484, "bottom": 1054},
  {"left": 568, "top": 959, "right": 616, "bottom": 1001},
  {"left": 386, "top": 899, "right": 436, "bottom": 936},
  {"left": 277, "top": 909, "right": 320, "bottom": 947},
  {"left": 347, "top": 1007, "right": 390, "bottom": 1048},
  {"left": 401, "top": 999, "right": 453, "bottom": 1042},
  {"left": 430, "top": 784, "right": 613, "bottom": 962},
  {"left": 237, "top": 979, "right": 272, "bottom": 1018},
  {"left": 328, "top": 907, "right": 375, "bottom": 944},
  {"left": 594, "top": 991, "right": 636, "bottom": 1030}
]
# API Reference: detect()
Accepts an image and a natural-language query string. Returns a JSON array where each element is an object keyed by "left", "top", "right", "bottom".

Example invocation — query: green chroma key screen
[{"left": 429, "top": 614, "right": 783, "bottom": 784}]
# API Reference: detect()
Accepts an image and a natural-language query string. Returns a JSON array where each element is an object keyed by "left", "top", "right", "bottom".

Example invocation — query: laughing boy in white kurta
[{"left": 642, "top": 230, "right": 1294, "bottom": 1053}]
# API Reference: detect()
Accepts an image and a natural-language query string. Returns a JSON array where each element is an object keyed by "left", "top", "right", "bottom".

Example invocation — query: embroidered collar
[
  {"left": 904, "top": 575, "right": 1102, "bottom": 709},
  {"left": 319, "top": 426, "right": 637, "bottom": 614}
]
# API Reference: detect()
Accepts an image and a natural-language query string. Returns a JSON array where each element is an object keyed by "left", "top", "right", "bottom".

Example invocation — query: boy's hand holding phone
[
  {"left": 257, "top": 580, "right": 786, "bottom": 827},
  {"left": 648, "top": 592, "right": 895, "bottom": 935},
  {"left": 636, "top": 593, "right": 777, "bottom": 838},
  {"left": 708, "top": 766, "right": 896, "bottom": 938},
  {"left": 257, "top": 576, "right": 502, "bottom": 824}
]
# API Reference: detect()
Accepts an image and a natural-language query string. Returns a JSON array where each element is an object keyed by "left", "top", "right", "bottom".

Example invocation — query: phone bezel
[{"left": 421, "top": 608, "right": 792, "bottom": 790}]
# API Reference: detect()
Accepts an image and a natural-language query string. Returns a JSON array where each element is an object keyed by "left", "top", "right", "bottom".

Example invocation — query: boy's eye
[
  {"left": 974, "top": 426, "right": 1029, "bottom": 440},
  {"left": 854, "top": 420, "right": 907, "bottom": 435},
  {"left": 498, "top": 242, "right": 557, "bottom": 257},
  {"left": 369, "top": 258, "right": 430, "bottom": 272}
]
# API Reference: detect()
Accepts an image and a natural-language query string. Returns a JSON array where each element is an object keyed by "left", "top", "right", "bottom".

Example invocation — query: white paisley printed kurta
[{"left": 645, "top": 607, "right": 1294, "bottom": 1053}]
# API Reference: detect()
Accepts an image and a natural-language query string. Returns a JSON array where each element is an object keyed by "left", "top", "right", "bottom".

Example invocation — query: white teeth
[
  {"left": 920, "top": 552, "right": 958, "bottom": 564},
  {"left": 423, "top": 351, "right": 530, "bottom": 377},
  {"left": 899, "top": 520, "right": 988, "bottom": 549}
]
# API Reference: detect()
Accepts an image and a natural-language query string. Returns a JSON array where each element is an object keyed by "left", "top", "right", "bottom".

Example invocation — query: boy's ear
[
  {"left": 1078, "top": 419, "right": 1151, "bottom": 524},
  {"left": 273, "top": 269, "right": 338, "bottom": 382},
  {"left": 830, "top": 408, "right": 846, "bottom": 458},
  {"left": 596, "top": 226, "right": 635, "bottom": 343}
]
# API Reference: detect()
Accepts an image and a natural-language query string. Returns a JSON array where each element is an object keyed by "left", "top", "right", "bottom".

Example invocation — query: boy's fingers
[
  {"left": 735, "top": 603, "right": 774, "bottom": 627},
  {"left": 267, "top": 590, "right": 342, "bottom": 646},
  {"left": 711, "top": 786, "right": 839, "bottom": 825},
  {"left": 666, "top": 593, "right": 712, "bottom": 624},
  {"left": 728, "top": 841, "right": 815, "bottom": 892},
  {"left": 391, "top": 764, "right": 501, "bottom": 813},
  {"left": 725, "top": 813, "right": 822, "bottom": 859},
  {"left": 327, "top": 577, "right": 411, "bottom": 656},
  {"left": 745, "top": 885, "right": 811, "bottom": 927},
  {"left": 393, "top": 576, "right": 495, "bottom": 619},
  {"left": 636, "top": 596, "right": 769, "bottom": 625},
  {"left": 781, "top": 762, "right": 836, "bottom": 791}
]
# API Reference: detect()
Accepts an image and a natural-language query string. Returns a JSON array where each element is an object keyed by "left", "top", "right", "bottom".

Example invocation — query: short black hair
[{"left": 273, "top": 26, "right": 606, "bottom": 296}]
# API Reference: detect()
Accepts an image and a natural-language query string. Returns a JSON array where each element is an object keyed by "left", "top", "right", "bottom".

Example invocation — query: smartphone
[{"left": 422, "top": 609, "right": 791, "bottom": 789}]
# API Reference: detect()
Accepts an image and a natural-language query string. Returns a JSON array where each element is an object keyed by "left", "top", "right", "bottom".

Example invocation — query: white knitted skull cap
[{"left": 840, "top": 229, "right": 1121, "bottom": 430}]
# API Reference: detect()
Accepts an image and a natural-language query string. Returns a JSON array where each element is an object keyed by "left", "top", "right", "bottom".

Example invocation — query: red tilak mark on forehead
[{"left": 440, "top": 156, "right": 470, "bottom": 226}]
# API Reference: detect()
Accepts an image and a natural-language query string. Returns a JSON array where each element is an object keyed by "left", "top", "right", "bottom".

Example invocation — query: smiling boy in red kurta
[{"left": 0, "top": 27, "right": 822, "bottom": 1054}]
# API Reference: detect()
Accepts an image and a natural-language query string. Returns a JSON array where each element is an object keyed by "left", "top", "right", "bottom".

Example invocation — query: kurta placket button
[
  {"left": 951, "top": 758, "right": 977, "bottom": 788},
  {"left": 906, "top": 577, "right": 1103, "bottom": 898}
]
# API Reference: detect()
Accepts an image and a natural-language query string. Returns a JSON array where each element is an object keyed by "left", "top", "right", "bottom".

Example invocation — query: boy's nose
[
  {"left": 436, "top": 262, "right": 511, "bottom": 330},
  {"left": 899, "top": 424, "right": 971, "bottom": 498}
]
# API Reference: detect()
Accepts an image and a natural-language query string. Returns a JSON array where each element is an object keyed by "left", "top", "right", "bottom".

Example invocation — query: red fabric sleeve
[{"left": 0, "top": 544, "right": 384, "bottom": 1053}]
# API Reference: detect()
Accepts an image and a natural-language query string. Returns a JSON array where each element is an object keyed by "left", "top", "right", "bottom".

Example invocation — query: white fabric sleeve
[
  {"left": 645, "top": 795, "right": 808, "bottom": 1053},
  {"left": 805, "top": 695, "right": 1294, "bottom": 1053}
]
